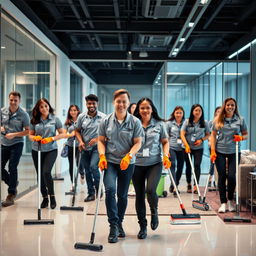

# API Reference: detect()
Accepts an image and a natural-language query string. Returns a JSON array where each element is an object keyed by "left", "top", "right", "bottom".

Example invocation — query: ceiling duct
[
  {"left": 139, "top": 34, "right": 173, "bottom": 47},
  {"left": 142, "top": 0, "right": 187, "bottom": 18}
]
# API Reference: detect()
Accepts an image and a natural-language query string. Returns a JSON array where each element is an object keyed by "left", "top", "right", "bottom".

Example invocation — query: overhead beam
[{"left": 71, "top": 51, "right": 225, "bottom": 61}]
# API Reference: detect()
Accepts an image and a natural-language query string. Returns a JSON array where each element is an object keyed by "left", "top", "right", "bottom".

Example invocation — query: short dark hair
[
  {"left": 85, "top": 94, "right": 98, "bottom": 102},
  {"left": 113, "top": 89, "right": 130, "bottom": 100},
  {"left": 9, "top": 91, "right": 21, "bottom": 99}
]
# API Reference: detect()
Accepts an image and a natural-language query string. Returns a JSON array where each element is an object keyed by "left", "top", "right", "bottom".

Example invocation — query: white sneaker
[
  {"left": 218, "top": 203, "right": 227, "bottom": 213},
  {"left": 80, "top": 174, "right": 85, "bottom": 185},
  {"left": 227, "top": 200, "right": 236, "bottom": 212}
]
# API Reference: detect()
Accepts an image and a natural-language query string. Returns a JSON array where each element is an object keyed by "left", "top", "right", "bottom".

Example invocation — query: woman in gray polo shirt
[
  {"left": 166, "top": 106, "right": 185, "bottom": 195},
  {"left": 210, "top": 98, "right": 248, "bottom": 213},
  {"left": 29, "top": 98, "right": 65, "bottom": 209},
  {"left": 133, "top": 98, "right": 171, "bottom": 240},
  {"left": 181, "top": 104, "right": 210, "bottom": 194},
  {"left": 98, "top": 89, "right": 143, "bottom": 244},
  {"left": 63, "top": 104, "right": 81, "bottom": 190}
]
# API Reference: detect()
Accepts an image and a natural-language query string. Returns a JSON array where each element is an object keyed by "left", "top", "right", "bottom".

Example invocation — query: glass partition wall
[{"left": 1, "top": 11, "right": 56, "bottom": 204}]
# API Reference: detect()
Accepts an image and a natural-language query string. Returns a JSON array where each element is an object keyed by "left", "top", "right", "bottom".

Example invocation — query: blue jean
[
  {"left": 104, "top": 162, "right": 135, "bottom": 226},
  {"left": 1, "top": 142, "right": 23, "bottom": 195},
  {"left": 80, "top": 147, "right": 100, "bottom": 195}
]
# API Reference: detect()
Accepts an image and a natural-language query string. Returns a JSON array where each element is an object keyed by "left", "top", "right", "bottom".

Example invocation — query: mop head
[
  {"left": 224, "top": 216, "right": 251, "bottom": 223},
  {"left": 74, "top": 242, "right": 103, "bottom": 251},
  {"left": 24, "top": 219, "right": 54, "bottom": 225},
  {"left": 60, "top": 206, "right": 84, "bottom": 211},
  {"left": 192, "top": 200, "right": 210, "bottom": 211},
  {"left": 170, "top": 214, "right": 201, "bottom": 225}
]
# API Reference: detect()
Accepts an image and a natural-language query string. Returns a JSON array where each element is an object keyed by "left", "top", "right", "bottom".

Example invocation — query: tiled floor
[{"left": 1, "top": 173, "right": 256, "bottom": 256}]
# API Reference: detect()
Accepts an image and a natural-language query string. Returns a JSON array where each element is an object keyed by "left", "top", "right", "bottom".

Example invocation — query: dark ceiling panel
[{"left": 10, "top": 0, "right": 256, "bottom": 84}]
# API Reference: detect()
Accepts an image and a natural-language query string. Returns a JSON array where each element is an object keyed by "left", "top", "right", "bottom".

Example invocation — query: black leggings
[
  {"left": 32, "top": 149, "right": 57, "bottom": 197},
  {"left": 132, "top": 162, "right": 162, "bottom": 227},
  {"left": 215, "top": 151, "right": 240, "bottom": 204},
  {"left": 184, "top": 148, "right": 203, "bottom": 185},
  {"left": 67, "top": 145, "right": 79, "bottom": 183}
]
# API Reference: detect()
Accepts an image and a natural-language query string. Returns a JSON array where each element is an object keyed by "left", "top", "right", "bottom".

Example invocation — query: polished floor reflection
[{"left": 1, "top": 177, "right": 256, "bottom": 256}]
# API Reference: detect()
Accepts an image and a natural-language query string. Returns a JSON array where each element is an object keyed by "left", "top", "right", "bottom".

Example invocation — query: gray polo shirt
[
  {"left": 166, "top": 119, "right": 184, "bottom": 151},
  {"left": 212, "top": 114, "right": 247, "bottom": 154},
  {"left": 181, "top": 119, "right": 210, "bottom": 150},
  {"left": 64, "top": 121, "right": 78, "bottom": 147},
  {"left": 208, "top": 120, "right": 213, "bottom": 131},
  {"left": 76, "top": 111, "right": 106, "bottom": 151},
  {"left": 98, "top": 112, "right": 144, "bottom": 164},
  {"left": 136, "top": 118, "right": 168, "bottom": 166},
  {"left": 30, "top": 114, "right": 63, "bottom": 152},
  {"left": 1, "top": 106, "right": 30, "bottom": 146}
]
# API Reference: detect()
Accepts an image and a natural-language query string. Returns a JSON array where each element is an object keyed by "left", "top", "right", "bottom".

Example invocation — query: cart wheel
[
  {"left": 204, "top": 204, "right": 210, "bottom": 211},
  {"left": 163, "top": 191, "right": 168, "bottom": 197}
]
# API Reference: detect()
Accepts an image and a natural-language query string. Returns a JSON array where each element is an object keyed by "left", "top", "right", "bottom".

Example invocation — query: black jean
[
  {"left": 1, "top": 142, "right": 23, "bottom": 195},
  {"left": 132, "top": 162, "right": 162, "bottom": 227},
  {"left": 215, "top": 151, "right": 240, "bottom": 204},
  {"left": 67, "top": 145, "right": 79, "bottom": 183},
  {"left": 184, "top": 148, "right": 203, "bottom": 185},
  {"left": 169, "top": 149, "right": 185, "bottom": 186},
  {"left": 32, "top": 149, "right": 57, "bottom": 197}
]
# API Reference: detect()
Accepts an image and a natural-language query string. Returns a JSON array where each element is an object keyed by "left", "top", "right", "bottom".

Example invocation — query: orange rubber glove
[
  {"left": 98, "top": 154, "right": 107, "bottom": 171},
  {"left": 120, "top": 153, "right": 132, "bottom": 171},
  {"left": 33, "top": 135, "right": 42, "bottom": 142},
  {"left": 233, "top": 135, "right": 243, "bottom": 142},
  {"left": 210, "top": 150, "right": 217, "bottom": 163},
  {"left": 41, "top": 137, "right": 54, "bottom": 144},
  {"left": 185, "top": 145, "right": 191, "bottom": 153},
  {"left": 163, "top": 155, "right": 171, "bottom": 169}
]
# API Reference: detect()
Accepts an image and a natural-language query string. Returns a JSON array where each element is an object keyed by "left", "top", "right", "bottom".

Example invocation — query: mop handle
[
  {"left": 91, "top": 169, "right": 104, "bottom": 234},
  {"left": 235, "top": 141, "right": 239, "bottom": 207},
  {"left": 188, "top": 153, "right": 202, "bottom": 197},
  {"left": 72, "top": 139, "right": 76, "bottom": 187},
  {"left": 38, "top": 142, "right": 41, "bottom": 220},
  {"left": 202, "top": 172, "right": 211, "bottom": 199},
  {"left": 167, "top": 168, "right": 183, "bottom": 205}
]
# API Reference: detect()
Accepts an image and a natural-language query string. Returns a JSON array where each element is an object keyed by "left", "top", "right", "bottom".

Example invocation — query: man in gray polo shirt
[
  {"left": 1, "top": 91, "right": 30, "bottom": 207},
  {"left": 76, "top": 94, "right": 106, "bottom": 202}
]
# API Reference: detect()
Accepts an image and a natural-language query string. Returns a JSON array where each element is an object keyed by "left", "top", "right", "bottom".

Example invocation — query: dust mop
[
  {"left": 24, "top": 142, "right": 54, "bottom": 225},
  {"left": 167, "top": 168, "right": 201, "bottom": 225},
  {"left": 224, "top": 141, "right": 251, "bottom": 223},
  {"left": 74, "top": 169, "right": 104, "bottom": 251},
  {"left": 60, "top": 146, "right": 84, "bottom": 211},
  {"left": 188, "top": 153, "right": 210, "bottom": 211}
]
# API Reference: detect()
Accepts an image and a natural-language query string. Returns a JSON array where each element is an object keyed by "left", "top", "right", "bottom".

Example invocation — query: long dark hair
[
  {"left": 65, "top": 105, "right": 81, "bottom": 126},
  {"left": 188, "top": 104, "right": 205, "bottom": 128},
  {"left": 133, "top": 98, "right": 164, "bottom": 121},
  {"left": 168, "top": 106, "right": 185, "bottom": 121},
  {"left": 31, "top": 98, "right": 54, "bottom": 125},
  {"left": 127, "top": 103, "right": 136, "bottom": 114}
]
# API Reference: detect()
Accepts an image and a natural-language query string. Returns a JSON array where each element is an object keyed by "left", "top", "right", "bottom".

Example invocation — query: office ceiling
[{"left": 10, "top": 0, "right": 256, "bottom": 84}]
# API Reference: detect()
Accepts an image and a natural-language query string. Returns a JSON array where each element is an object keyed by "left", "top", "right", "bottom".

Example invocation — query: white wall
[{"left": 2, "top": 0, "right": 98, "bottom": 175}]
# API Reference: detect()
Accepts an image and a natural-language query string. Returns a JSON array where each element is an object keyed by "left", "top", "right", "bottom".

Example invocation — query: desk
[{"left": 246, "top": 172, "right": 256, "bottom": 217}]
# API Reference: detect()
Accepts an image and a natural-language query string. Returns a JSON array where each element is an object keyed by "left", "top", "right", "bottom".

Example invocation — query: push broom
[
  {"left": 24, "top": 142, "right": 54, "bottom": 225},
  {"left": 188, "top": 153, "right": 210, "bottom": 211},
  {"left": 60, "top": 141, "right": 84, "bottom": 211},
  {"left": 224, "top": 141, "right": 251, "bottom": 223},
  {"left": 74, "top": 169, "right": 104, "bottom": 251},
  {"left": 167, "top": 168, "right": 201, "bottom": 225}
]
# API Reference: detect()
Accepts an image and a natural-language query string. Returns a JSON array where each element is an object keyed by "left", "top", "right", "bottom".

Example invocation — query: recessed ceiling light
[
  {"left": 1, "top": 46, "right": 6, "bottom": 49},
  {"left": 180, "top": 38, "right": 185, "bottom": 42},
  {"left": 188, "top": 22, "right": 194, "bottom": 28}
]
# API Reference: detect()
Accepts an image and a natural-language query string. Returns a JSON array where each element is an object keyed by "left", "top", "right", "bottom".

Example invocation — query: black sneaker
[
  {"left": 108, "top": 225, "right": 119, "bottom": 243},
  {"left": 40, "top": 197, "right": 49, "bottom": 208},
  {"left": 84, "top": 194, "right": 95, "bottom": 202},
  {"left": 169, "top": 185, "right": 174, "bottom": 193},
  {"left": 118, "top": 223, "right": 126, "bottom": 238},
  {"left": 137, "top": 226, "right": 147, "bottom": 239}
]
